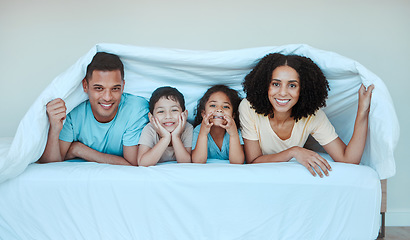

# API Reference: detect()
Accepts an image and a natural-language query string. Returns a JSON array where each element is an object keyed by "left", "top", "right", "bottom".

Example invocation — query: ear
[
  {"left": 82, "top": 78, "right": 88, "bottom": 93},
  {"left": 148, "top": 112, "right": 153, "bottom": 121},
  {"left": 201, "top": 110, "right": 206, "bottom": 118},
  {"left": 121, "top": 79, "right": 125, "bottom": 92}
]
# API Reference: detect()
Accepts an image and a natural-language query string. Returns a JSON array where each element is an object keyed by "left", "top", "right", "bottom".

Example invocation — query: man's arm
[
  {"left": 38, "top": 98, "right": 71, "bottom": 163},
  {"left": 65, "top": 142, "right": 135, "bottom": 166}
]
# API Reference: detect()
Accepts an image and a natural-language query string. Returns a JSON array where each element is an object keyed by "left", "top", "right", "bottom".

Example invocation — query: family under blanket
[{"left": 38, "top": 52, "right": 374, "bottom": 178}]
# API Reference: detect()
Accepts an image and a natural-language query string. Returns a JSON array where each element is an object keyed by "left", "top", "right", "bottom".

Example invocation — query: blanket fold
[{"left": 0, "top": 43, "right": 399, "bottom": 182}]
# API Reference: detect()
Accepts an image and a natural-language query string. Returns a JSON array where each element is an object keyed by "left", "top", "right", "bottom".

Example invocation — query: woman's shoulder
[
  {"left": 239, "top": 98, "right": 251, "bottom": 107},
  {"left": 238, "top": 98, "right": 255, "bottom": 114}
]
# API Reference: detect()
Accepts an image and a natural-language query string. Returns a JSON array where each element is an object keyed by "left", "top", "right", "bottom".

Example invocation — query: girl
[
  {"left": 192, "top": 85, "right": 244, "bottom": 164},
  {"left": 239, "top": 53, "right": 374, "bottom": 177}
]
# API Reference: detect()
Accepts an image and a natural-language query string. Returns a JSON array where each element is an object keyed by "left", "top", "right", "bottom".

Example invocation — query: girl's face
[
  {"left": 202, "top": 91, "right": 233, "bottom": 126},
  {"left": 268, "top": 65, "right": 300, "bottom": 116},
  {"left": 152, "top": 96, "right": 183, "bottom": 132}
]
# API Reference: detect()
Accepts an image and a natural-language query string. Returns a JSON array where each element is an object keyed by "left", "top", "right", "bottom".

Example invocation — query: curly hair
[
  {"left": 194, "top": 85, "right": 242, "bottom": 128},
  {"left": 242, "top": 53, "right": 329, "bottom": 121}
]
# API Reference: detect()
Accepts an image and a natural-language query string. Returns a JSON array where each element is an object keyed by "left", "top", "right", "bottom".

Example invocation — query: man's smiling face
[{"left": 82, "top": 70, "right": 124, "bottom": 123}]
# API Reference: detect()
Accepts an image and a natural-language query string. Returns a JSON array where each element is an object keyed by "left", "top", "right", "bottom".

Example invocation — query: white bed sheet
[{"left": 0, "top": 161, "right": 381, "bottom": 240}]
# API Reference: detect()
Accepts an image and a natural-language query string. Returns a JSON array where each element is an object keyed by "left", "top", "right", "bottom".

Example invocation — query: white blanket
[{"left": 0, "top": 43, "right": 399, "bottom": 181}]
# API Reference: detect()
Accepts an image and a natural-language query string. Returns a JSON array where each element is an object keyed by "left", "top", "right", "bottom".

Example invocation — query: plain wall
[{"left": 1, "top": 0, "right": 409, "bottom": 226}]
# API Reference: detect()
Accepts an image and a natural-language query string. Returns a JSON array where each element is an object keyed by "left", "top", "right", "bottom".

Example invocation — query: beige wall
[{"left": 1, "top": 0, "right": 409, "bottom": 226}]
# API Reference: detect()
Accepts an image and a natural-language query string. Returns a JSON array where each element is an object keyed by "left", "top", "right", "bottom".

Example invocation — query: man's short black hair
[
  {"left": 149, "top": 86, "right": 186, "bottom": 113},
  {"left": 85, "top": 52, "right": 124, "bottom": 81}
]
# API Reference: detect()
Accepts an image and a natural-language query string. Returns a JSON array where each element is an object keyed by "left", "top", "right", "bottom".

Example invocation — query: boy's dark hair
[
  {"left": 149, "top": 86, "right": 186, "bottom": 113},
  {"left": 242, "top": 53, "right": 329, "bottom": 122},
  {"left": 194, "top": 85, "right": 242, "bottom": 127},
  {"left": 85, "top": 52, "right": 124, "bottom": 82}
]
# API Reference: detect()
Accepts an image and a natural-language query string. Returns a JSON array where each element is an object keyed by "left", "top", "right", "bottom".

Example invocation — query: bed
[{"left": 0, "top": 44, "right": 399, "bottom": 240}]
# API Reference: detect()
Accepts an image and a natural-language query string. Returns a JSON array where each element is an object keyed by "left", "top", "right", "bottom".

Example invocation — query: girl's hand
[
  {"left": 291, "top": 146, "right": 332, "bottom": 177},
  {"left": 149, "top": 114, "right": 171, "bottom": 139},
  {"left": 358, "top": 84, "right": 374, "bottom": 114},
  {"left": 171, "top": 110, "right": 188, "bottom": 138},
  {"left": 219, "top": 114, "right": 237, "bottom": 135},
  {"left": 200, "top": 112, "right": 214, "bottom": 134}
]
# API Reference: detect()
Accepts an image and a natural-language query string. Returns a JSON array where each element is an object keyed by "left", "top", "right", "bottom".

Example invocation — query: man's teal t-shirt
[{"left": 59, "top": 93, "right": 149, "bottom": 157}]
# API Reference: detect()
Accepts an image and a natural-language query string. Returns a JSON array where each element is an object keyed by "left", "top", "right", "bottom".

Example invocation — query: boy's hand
[
  {"left": 149, "top": 114, "right": 171, "bottom": 139},
  {"left": 46, "top": 98, "right": 67, "bottom": 134},
  {"left": 358, "top": 84, "right": 374, "bottom": 114},
  {"left": 171, "top": 111, "right": 188, "bottom": 138}
]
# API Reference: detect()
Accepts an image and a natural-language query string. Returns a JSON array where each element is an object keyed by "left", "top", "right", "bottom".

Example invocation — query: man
[{"left": 39, "top": 52, "right": 148, "bottom": 166}]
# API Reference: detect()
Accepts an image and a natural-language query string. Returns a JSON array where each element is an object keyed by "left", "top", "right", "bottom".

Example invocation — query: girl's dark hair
[
  {"left": 242, "top": 53, "right": 329, "bottom": 121},
  {"left": 149, "top": 86, "right": 186, "bottom": 113},
  {"left": 194, "top": 85, "right": 242, "bottom": 127}
]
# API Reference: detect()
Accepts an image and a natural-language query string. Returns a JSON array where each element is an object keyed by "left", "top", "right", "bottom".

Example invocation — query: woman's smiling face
[{"left": 268, "top": 65, "right": 300, "bottom": 116}]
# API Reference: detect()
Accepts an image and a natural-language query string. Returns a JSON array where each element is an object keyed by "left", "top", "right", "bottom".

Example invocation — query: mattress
[{"left": 0, "top": 160, "right": 381, "bottom": 240}]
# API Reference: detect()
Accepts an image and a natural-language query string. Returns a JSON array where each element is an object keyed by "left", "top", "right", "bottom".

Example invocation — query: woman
[{"left": 239, "top": 53, "right": 374, "bottom": 177}]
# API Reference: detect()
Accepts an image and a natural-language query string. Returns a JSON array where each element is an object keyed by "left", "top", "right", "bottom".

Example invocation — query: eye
[
  {"left": 210, "top": 104, "right": 216, "bottom": 108},
  {"left": 289, "top": 83, "right": 297, "bottom": 88},
  {"left": 223, "top": 105, "right": 230, "bottom": 109},
  {"left": 94, "top": 87, "right": 103, "bottom": 91},
  {"left": 172, "top": 109, "right": 179, "bottom": 112},
  {"left": 112, "top": 87, "right": 121, "bottom": 91},
  {"left": 156, "top": 110, "right": 164, "bottom": 114},
  {"left": 272, "top": 82, "right": 280, "bottom": 87}
]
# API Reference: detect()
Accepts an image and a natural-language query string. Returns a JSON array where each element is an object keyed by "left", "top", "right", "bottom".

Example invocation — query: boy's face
[
  {"left": 151, "top": 96, "right": 183, "bottom": 132},
  {"left": 82, "top": 70, "right": 124, "bottom": 123}
]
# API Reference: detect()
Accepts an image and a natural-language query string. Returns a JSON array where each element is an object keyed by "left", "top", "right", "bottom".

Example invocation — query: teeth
[
  {"left": 164, "top": 123, "right": 174, "bottom": 126},
  {"left": 213, "top": 116, "right": 223, "bottom": 119},
  {"left": 101, "top": 103, "right": 112, "bottom": 107},
  {"left": 276, "top": 99, "right": 290, "bottom": 104}
]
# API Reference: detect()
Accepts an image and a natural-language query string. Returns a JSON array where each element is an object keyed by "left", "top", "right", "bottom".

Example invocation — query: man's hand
[{"left": 46, "top": 98, "right": 67, "bottom": 134}]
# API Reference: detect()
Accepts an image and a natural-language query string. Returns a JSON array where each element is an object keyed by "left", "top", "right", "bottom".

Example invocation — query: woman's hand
[
  {"left": 358, "top": 84, "right": 374, "bottom": 115},
  {"left": 291, "top": 146, "right": 332, "bottom": 177}
]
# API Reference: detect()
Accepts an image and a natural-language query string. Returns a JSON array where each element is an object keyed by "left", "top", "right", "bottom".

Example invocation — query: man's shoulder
[
  {"left": 121, "top": 93, "right": 149, "bottom": 110},
  {"left": 67, "top": 100, "right": 89, "bottom": 117}
]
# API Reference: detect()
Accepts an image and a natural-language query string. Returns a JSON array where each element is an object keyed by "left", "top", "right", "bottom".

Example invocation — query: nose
[
  {"left": 102, "top": 89, "right": 113, "bottom": 101},
  {"left": 279, "top": 85, "right": 287, "bottom": 96},
  {"left": 216, "top": 107, "right": 223, "bottom": 113}
]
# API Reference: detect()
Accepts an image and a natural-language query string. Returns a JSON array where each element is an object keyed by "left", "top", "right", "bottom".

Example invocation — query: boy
[{"left": 137, "top": 86, "right": 193, "bottom": 166}]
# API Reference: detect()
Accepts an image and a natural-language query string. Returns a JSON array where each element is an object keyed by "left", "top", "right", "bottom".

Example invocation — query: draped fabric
[{"left": 0, "top": 43, "right": 399, "bottom": 181}]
